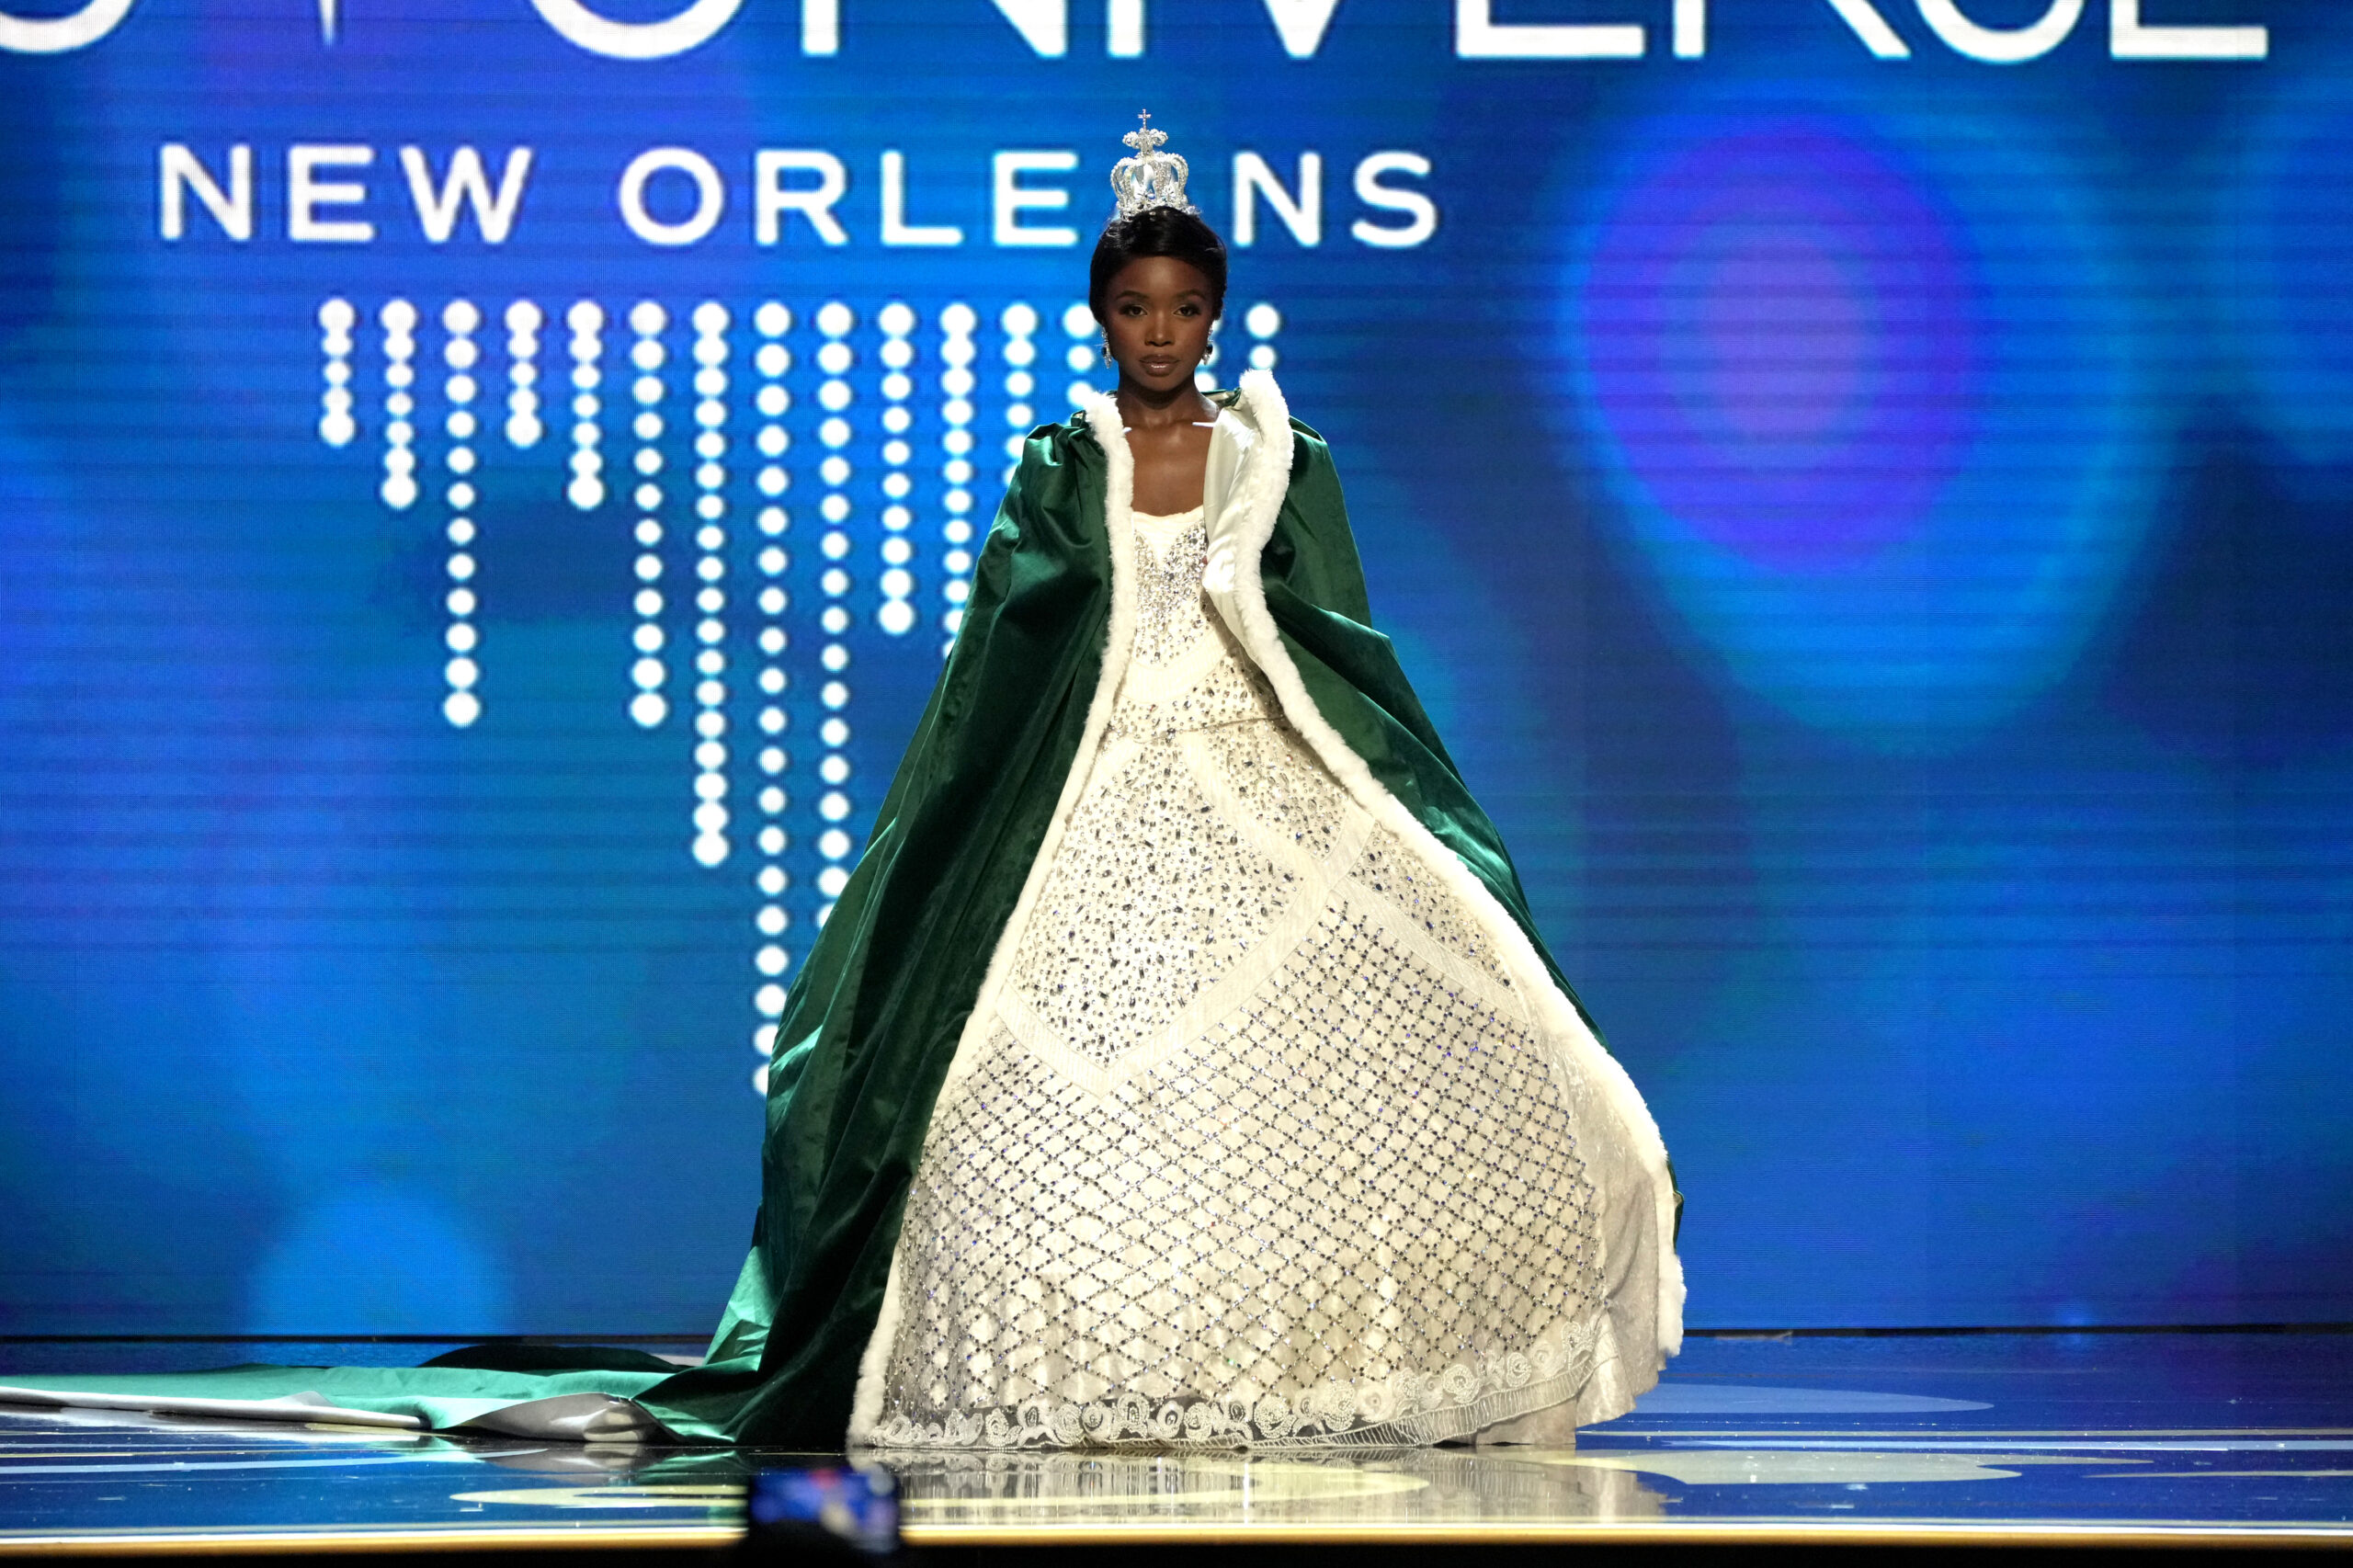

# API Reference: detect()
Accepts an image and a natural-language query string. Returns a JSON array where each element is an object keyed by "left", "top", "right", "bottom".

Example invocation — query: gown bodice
[{"left": 1103, "top": 506, "right": 1289, "bottom": 745}]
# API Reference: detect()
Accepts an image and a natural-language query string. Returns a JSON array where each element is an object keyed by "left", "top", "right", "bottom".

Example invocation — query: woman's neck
[{"left": 1116, "top": 382, "right": 1215, "bottom": 431}]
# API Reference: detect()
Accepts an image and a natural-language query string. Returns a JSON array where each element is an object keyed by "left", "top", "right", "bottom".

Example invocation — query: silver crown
[{"left": 1109, "top": 111, "right": 1197, "bottom": 221}]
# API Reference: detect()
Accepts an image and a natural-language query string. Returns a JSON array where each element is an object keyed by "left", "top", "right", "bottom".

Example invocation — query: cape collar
[
  {"left": 1074, "top": 369, "right": 1292, "bottom": 585},
  {"left": 1075, "top": 370, "right": 1296, "bottom": 668}
]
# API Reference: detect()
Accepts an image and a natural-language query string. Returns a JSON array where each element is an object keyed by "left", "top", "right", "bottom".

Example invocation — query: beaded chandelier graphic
[{"left": 315, "top": 290, "right": 1288, "bottom": 1091}]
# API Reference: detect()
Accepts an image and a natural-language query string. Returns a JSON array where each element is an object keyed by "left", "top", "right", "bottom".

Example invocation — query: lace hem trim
[{"left": 862, "top": 1319, "right": 1600, "bottom": 1452}]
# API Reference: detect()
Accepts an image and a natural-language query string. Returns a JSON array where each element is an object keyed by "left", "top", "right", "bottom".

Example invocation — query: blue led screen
[{"left": 0, "top": 0, "right": 2344, "bottom": 1335}]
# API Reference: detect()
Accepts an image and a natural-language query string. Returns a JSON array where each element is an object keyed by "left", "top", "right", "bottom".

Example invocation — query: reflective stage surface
[{"left": 0, "top": 1333, "right": 2347, "bottom": 1551}]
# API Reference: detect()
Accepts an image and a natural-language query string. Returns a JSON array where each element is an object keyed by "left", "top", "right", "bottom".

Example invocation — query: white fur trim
[
  {"left": 1207, "top": 369, "right": 1684, "bottom": 1357},
  {"left": 846, "top": 394, "right": 1140, "bottom": 1445}
]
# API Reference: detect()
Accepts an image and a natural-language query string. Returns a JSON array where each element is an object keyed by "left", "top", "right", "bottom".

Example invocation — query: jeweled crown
[{"left": 1109, "top": 111, "right": 1197, "bottom": 222}]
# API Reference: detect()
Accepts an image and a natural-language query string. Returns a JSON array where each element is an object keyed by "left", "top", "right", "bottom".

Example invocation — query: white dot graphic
[
  {"left": 318, "top": 297, "right": 358, "bottom": 447},
  {"left": 380, "top": 299, "right": 419, "bottom": 509},
  {"left": 567, "top": 299, "right": 606, "bottom": 511},
  {"left": 440, "top": 299, "right": 483, "bottom": 728},
  {"left": 505, "top": 298, "right": 544, "bottom": 449},
  {"left": 1062, "top": 296, "right": 1099, "bottom": 416},
  {"left": 874, "top": 301, "right": 918, "bottom": 638},
  {"left": 626, "top": 300, "right": 672, "bottom": 740},
  {"left": 745, "top": 299, "right": 801, "bottom": 1075},
  {"left": 938, "top": 301, "right": 982, "bottom": 653},
  {"left": 686, "top": 299, "right": 734, "bottom": 871},
  {"left": 998, "top": 301, "right": 1038, "bottom": 475}
]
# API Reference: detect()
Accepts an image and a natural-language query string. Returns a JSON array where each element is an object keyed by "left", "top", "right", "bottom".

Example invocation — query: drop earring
[{"left": 1100, "top": 339, "right": 1114, "bottom": 366}]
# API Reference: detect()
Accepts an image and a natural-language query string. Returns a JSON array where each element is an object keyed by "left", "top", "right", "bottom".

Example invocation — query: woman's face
[{"left": 1099, "top": 256, "right": 1218, "bottom": 398}]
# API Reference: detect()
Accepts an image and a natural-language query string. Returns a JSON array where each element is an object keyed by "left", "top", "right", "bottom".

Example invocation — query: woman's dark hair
[{"left": 1087, "top": 207, "right": 1228, "bottom": 324}]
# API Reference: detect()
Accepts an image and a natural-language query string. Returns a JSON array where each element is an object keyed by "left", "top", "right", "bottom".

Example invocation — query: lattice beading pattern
[
  {"left": 1351, "top": 829, "right": 1520, "bottom": 992},
  {"left": 872, "top": 898, "right": 1604, "bottom": 1449}
]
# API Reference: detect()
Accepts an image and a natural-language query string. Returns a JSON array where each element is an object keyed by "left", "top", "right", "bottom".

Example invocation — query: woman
[
  {"left": 809, "top": 122, "right": 1681, "bottom": 1449},
  {"left": 0, "top": 121, "right": 1679, "bottom": 1451}
]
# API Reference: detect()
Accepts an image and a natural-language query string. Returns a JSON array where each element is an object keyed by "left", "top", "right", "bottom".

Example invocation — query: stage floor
[{"left": 0, "top": 1331, "right": 2347, "bottom": 1552}]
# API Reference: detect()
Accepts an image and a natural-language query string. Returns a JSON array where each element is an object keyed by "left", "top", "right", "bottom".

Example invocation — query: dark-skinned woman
[{"left": 824, "top": 121, "right": 1685, "bottom": 1450}]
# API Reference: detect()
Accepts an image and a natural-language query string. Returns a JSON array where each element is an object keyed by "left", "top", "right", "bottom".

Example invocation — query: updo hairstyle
[{"left": 1087, "top": 207, "right": 1229, "bottom": 325}]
